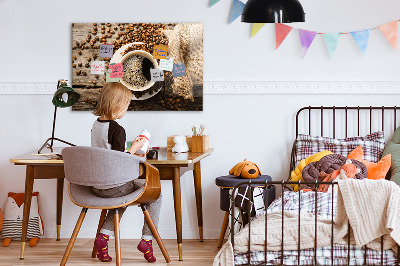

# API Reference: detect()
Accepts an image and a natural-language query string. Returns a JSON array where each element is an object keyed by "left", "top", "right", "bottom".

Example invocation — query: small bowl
[{"left": 120, "top": 50, "right": 158, "bottom": 92}]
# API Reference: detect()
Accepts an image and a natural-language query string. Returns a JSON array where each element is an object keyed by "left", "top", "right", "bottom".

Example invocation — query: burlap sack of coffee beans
[{"left": 162, "top": 23, "right": 203, "bottom": 101}]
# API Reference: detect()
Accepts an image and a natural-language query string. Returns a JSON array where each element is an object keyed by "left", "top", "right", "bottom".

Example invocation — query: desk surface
[{"left": 10, "top": 147, "right": 214, "bottom": 165}]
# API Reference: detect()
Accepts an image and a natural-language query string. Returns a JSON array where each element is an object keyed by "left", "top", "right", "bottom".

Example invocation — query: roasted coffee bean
[
  {"left": 78, "top": 50, "right": 82, "bottom": 55},
  {"left": 82, "top": 71, "right": 87, "bottom": 76},
  {"left": 78, "top": 63, "right": 82, "bottom": 67},
  {"left": 76, "top": 70, "right": 81, "bottom": 75},
  {"left": 106, "top": 23, "right": 111, "bottom": 27},
  {"left": 72, "top": 55, "right": 77, "bottom": 60},
  {"left": 101, "top": 25, "right": 105, "bottom": 30},
  {"left": 87, "top": 57, "right": 91, "bottom": 62},
  {"left": 72, "top": 64, "right": 76, "bottom": 68},
  {"left": 95, "top": 75, "right": 99, "bottom": 78},
  {"left": 101, "top": 30, "right": 105, "bottom": 34},
  {"left": 85, "top": 63, "right": 90, "bottom": 67}
]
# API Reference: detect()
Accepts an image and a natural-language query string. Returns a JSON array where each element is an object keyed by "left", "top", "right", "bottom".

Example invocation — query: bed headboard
[{"left": 290, "top": 106, "right": 400, "bottom": 179}]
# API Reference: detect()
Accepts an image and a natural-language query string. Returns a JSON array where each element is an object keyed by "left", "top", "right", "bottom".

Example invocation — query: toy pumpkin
[{"left": 229, "top": 159, "right": 261, "bottom": 179}]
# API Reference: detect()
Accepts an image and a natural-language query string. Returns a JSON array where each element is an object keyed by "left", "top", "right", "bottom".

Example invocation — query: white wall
[{"left": 1, "top": 0, "right": 400, "bottom": 239}]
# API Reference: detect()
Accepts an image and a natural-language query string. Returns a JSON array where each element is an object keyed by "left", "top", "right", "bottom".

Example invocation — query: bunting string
[{"left": 209, "top": 0, "right": 399, "bottom": 58}]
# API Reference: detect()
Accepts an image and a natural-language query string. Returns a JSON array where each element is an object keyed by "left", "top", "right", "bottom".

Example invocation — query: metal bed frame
[{"left": 230, "top": 106, "right": 400, "bottom": 266}]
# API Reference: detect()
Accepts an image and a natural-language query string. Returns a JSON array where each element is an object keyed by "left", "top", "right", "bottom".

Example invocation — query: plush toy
[
  {"left": 1, "top": 192, "right": 44, "bottom": 247},
  {"left": 289, "top": 150, "right": 333, "bottom": 191},
  {"left": 172, "top": 135, "right": 189, "bottom": 153},
  {"left": 348, "top": 146, "right": 391, "bottom": 180},
  {"left": 229, "top": 159, "right": 261, "bottom": 179}
]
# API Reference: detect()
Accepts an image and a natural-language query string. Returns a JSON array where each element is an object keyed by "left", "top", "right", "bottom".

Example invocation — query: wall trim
[{"left": 1, "top": 81, "right": 400, "bottom": 95}]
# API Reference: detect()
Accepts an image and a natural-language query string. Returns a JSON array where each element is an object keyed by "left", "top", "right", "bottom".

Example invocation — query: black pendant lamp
[{"left": 242, "top": 0, "right": 305, "bottom": 23}]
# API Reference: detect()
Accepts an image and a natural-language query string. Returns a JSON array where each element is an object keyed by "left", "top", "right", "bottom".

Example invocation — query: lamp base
[{"left": 38, "top": 137, "right": 76, "bottom": 154}]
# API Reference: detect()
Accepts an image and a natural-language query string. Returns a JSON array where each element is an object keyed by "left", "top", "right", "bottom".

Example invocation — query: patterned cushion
[{"left": 295, "top": 131, "right": 385, "bottom": 166}]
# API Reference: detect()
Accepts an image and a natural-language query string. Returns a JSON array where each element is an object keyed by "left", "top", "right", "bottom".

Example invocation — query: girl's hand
[
  {"left": 129, "top": 137, "right": 147, "bottom": 155},
  {"left": 134, "top": 148, "right": 149, "bottom": 157}
]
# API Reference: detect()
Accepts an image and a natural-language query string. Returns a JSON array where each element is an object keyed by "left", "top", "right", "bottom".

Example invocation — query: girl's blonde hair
[{"left": 93, "top": 82, "right": 132, "bottom": 120}]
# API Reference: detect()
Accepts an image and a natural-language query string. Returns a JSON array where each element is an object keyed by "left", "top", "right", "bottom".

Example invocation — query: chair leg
[
  {"left": 141, "top": 205, "right": 171, "bottom": 263},
  {"left": 60, "top": 208, "right": 88, "bottom": 266},
  {"left": 114, "top": 209, "right": 121, "bottom": 266},
  {"left": 217, "top": 211, "right": 230, "bottom": 248},
  {"left": 91, "top": 209, "right": 108, "bottom": 258}
]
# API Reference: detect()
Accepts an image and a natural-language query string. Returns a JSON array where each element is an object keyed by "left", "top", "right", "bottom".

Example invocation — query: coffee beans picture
[{"left": 72, "top": 23, "right": 203, "bottom": 111}]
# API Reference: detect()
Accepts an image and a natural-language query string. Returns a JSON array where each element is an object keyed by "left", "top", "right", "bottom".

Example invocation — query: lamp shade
[
  {"left": 52, "top": 83, "right": 80, "bottom": 108},
  {"left": 241, "top": 0, "right": 305, "bottom": 23}
]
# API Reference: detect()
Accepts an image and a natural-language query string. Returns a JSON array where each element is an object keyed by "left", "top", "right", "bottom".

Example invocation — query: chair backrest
[{"left": 62, "top": 146, "right": 145, "bottom": 187}]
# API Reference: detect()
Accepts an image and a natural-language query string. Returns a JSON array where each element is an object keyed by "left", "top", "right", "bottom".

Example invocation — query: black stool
[{"left": 215, "top": 175, "right": 275, "bottom": 248}]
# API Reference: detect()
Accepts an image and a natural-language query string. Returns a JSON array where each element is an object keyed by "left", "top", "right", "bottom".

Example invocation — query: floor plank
[{"left": 0, "top": 239, "right": 221, "bottom": 265}]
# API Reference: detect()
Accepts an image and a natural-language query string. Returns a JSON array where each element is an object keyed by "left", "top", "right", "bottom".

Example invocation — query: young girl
[{"left": 91, "top": 82, "right": 162, "bottom": 263}]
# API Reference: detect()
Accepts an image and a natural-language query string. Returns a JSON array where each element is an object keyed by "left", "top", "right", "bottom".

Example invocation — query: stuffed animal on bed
[
  {"left": 1, "top": 192, "right": 44, "bottom": 247},
  {"left": 289, "top": 150, "right": 333, "bottom": 191},
  {"left": 229, "top": 159, "right": 261, "bottom": 179}
]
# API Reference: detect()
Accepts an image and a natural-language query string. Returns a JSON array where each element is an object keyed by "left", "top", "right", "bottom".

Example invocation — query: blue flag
[
  {"left": 351, "top": 29, "right": 370, "bottom": 55},
  {"left": 229, "top": 0, "right": 245, "bottom": 24}
]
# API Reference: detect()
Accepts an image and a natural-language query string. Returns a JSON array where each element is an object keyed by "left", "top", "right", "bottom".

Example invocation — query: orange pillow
[{"left": 347, "top": 146, "right": 391, "bottom": 180}]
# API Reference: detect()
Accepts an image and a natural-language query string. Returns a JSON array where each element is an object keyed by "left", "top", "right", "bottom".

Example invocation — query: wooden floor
[{"left": 0, "top": 239, "right": 221, "bottom": 265}]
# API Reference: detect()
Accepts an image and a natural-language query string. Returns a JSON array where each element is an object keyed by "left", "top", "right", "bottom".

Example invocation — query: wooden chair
[{"left": 60, "top": 146, "right": 171, "bottom": 265}]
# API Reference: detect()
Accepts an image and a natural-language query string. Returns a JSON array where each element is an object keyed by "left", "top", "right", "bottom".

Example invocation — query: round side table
[{"left": 215, "top": 175, "right": 275, "bottom": 248}]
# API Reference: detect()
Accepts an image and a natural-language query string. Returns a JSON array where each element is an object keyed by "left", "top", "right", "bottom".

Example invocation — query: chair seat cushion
[{"left": 69, "top": 180, "right": 145, "bottom": 208}]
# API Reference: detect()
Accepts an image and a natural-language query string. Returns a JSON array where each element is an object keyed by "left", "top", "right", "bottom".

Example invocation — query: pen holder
[{"left": 191, "top": 135, "right": 209, "bottom": 153}]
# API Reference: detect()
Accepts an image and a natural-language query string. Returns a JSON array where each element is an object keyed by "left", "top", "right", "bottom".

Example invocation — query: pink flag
[
  {"left": 298, "top": 29, "right": 317, "bottom": 58},
  {"left": 275, "top": 23, "right": 293, "bottom": 49},
  {"left": 379, "top": 21, "right": 398, "bottom": 50}
]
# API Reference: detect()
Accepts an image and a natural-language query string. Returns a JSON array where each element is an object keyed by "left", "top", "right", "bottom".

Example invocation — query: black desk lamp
[
  {"left": 38, "top": 79, "right": 80, "bottom": 154},
  {"left": 241, "top": 0, "right": 305, "bottom": 23}
]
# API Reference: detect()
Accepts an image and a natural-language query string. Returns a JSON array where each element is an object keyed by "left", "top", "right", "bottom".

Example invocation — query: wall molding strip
[{"left": 0, "top": 81, "right": 399, "bottom": 95}]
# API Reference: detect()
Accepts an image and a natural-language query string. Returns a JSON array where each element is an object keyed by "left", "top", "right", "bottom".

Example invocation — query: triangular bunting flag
[
  {"left": 251, "top": 23, "right": 266, "bottom": 38},
  {"left": 209, "top": 0, "right": 220, "bottom": 7},
  {"left": 323, "top": 33, "right": 341, "bottom": 58},
  {"left": 298, "top": 29, "right": 317, "bottom": 58},
  {"left": 275, "top": 24, "right": 293, "bottom": 49},
  {"left": 229, "top": 0, "right": 245, "bottom": 24},
  {"left": 351, "top": 29, "right": 370, "bottom": 55},
  {"left": 378, "top": 21, "right": 398, "bottom": 50}
]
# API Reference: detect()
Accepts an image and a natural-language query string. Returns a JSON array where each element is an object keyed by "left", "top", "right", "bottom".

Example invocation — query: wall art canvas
[{"left": 71, "top": 23, "right": 203, "bottom": 111}]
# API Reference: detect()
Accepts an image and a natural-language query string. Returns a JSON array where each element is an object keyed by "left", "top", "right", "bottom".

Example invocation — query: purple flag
[{"left": 298, "top": 29, "right": 317, "bottom": 58}]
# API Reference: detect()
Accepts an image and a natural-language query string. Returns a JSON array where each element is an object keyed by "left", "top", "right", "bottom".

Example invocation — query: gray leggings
[{"left": 92, "top": 180, "right": 162, "bottom": 240}]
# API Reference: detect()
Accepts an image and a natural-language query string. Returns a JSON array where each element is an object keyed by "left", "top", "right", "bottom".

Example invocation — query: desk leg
[
  {"left": 20, "top": 165, "right": 34, "bottom": 259},
  {"left": 56, "top": 178, "right": 64, "bottom": 241},
  {"left": 172, "top": 167, "right": 183, "bottom": 261},
  {"left": 193, "top": 161, "right": 203, "bottom": 242}
]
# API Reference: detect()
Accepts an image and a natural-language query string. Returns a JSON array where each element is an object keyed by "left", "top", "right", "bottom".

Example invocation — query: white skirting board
[{"left": 0, "top": 81, "right": 400, "bottom": 95}]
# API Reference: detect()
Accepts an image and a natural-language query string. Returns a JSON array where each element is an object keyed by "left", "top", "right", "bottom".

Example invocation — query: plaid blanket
[{"left": 234, "top": 191, "right": 397, "bottom": 265}]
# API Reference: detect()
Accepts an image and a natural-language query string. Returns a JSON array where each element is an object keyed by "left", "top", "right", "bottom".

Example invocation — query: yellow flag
[{"left": 251, "top": 23, "right": 266, "bottom": 38}]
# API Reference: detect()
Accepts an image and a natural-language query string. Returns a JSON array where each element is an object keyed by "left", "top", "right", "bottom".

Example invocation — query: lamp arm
[{"left": 50, "top": 105, "right": 57, "bottom": 148}]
